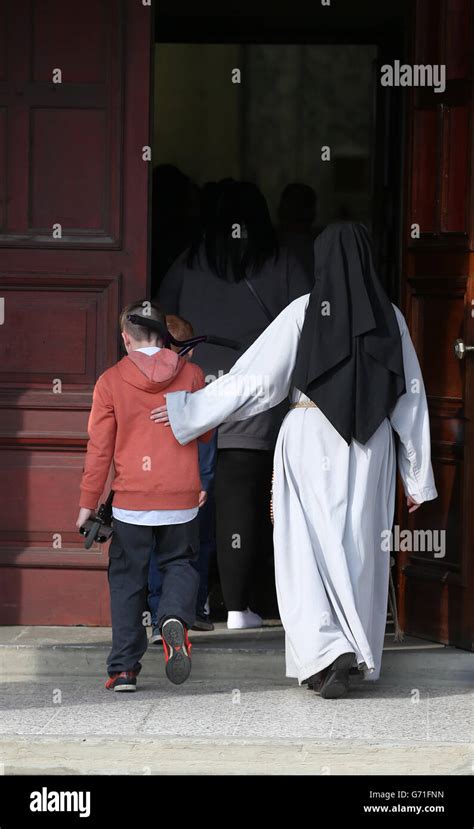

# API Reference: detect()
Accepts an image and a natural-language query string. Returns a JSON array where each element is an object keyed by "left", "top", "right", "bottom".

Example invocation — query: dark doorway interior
[
  {"left": 151, "top": 2, "right": 411, "bottom": 619},
  {"left": 152, "top": 1, "right": 411, "bottom": 298}
]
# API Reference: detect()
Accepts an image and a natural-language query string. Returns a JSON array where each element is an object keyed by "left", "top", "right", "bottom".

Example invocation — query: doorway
[
  {"left": 151, "top": 38, "right": 405, "bottom": 298},
  {"left": 151, "top": 8, "right": 409, "bottom": 621}
]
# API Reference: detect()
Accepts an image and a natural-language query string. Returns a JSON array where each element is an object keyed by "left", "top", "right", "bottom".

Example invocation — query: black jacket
[{"left": 158, "top": 246, "right": 312, "bottom": 450}]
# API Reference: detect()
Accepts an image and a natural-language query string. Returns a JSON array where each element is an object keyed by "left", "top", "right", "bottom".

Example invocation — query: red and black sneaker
[
  {"left": 161, "top": 618, "right": 192, "bottom": 685},
  {"left": 105, "top": 671, "right": 138, "bottom": 692}
]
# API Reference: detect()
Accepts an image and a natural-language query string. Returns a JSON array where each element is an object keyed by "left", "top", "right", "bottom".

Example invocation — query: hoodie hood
[{"left": 117, "top": 348, "right": 185, "bottom": 392}]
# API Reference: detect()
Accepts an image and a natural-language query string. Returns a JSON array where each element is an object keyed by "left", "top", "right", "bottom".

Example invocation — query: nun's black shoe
[
  {"left": 319, "top": 652, "right": 354, "bottom": 699},
  {"left": 306, "top": 669, "right": 328, "bottom": 695}
]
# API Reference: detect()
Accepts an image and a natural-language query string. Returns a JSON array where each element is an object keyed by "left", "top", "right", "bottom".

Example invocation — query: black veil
[{"left": 292, "top": 222, "right": 406, "bottom": 445}]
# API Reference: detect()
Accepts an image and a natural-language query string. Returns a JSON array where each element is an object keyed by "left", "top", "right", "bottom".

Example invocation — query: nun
[{"left": 150, "top": 222, "right": 437, "bottom": 699}]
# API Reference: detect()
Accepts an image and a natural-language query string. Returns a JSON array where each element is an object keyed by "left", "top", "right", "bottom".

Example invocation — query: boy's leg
[
  {"left": 155, "top": 518, "right": 200, "bottom": 630},
  {"left": 147, "top": 539, "right": 163, "bottom": 626},
  {"left": 195, "top": 492, "right": 215, "bottom": 617},
  {"left": 195, "top": 434, "right": 217, "bottom": 618},
  {"left": 107, "top": 519, "right": 154, "bottom": 676}
]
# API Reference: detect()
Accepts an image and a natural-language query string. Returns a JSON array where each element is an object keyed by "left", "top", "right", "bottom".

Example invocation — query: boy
[
  {"left": 76, "top": 301, "right": 212, "bottom": 692},
  {"left": 147, "top": 315, "right": 218, "bottom": 639}
]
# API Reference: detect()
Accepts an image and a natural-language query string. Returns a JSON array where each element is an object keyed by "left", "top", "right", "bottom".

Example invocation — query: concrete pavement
[{"left": 0, "top": 625, "right": 472, "bottom": 775}]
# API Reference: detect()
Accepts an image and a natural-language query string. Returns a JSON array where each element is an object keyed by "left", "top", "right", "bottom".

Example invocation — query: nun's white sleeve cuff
[
  {"left": 166, "top": 390, "right": 192, "bottom": 445},
  {"left": 406, "top": 485, "right": 438, "bottom": 504}
]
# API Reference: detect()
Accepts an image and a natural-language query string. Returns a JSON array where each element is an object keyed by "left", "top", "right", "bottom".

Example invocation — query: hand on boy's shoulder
[{"left": 150, "top": 363, "right": 209, "bottom": 428}]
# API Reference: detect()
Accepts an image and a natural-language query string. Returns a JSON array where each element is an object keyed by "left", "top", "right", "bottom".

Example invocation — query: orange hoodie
[{"left": 80, "top": 349, "right": 213, "bottom": 511}]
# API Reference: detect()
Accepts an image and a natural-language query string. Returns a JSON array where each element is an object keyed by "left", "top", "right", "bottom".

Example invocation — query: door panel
[
  {"left": 399, "top": 0, "right": 474, "bottom": 649},
  {"left": 2, "top": 0, "right": 121, "bottom": 246},
  {"left": 411, "top": 109, "right": 438, "bottom": 234},
  {"left": 0, "top": 0, "right": 152, "bottom": 624},
  {"left": 440, "top": 103, "right": 470, "bottom": 234}
]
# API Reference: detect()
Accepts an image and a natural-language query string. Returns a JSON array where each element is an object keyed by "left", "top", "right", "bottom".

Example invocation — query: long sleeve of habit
[
  {"left": 389, "top": 307, "right": 438, "bottom": 503},
  {"left": 166, "top": 294, "right": 309, "bottom": 445}
]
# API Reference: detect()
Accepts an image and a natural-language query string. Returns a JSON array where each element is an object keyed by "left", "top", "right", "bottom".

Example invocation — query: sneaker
[
  {"left": 150, "top": 624, "right": 162, "bottom": 644},
  {"left": 227, "top": 608, "right": 263, "bottom": 630},
  {"left": 161, "top": 618, "right": 192, "bottom": 685},
  {"left": 191, "top": 614, "right": 215, "bottom": 632},
  {"left": 105, "top": 671, "right": 138, "bottom": 692}
]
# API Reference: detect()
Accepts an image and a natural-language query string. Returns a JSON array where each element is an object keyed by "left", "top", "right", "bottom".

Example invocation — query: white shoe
[{"left": 227, "top": 608, "right": 264, "bottom": 630}]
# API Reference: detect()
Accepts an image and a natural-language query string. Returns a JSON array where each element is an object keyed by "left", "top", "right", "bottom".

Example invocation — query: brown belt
[{"left": 289, "top": 401, "right": 318, "bottom": 409}]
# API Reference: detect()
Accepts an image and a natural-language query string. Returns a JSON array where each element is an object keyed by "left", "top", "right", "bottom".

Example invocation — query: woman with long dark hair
[
  {"left": 153, "top": 222, "right": 437, "bottom": 698},
  {"left": 158, "top": 180, "right": 311, "bottom": 628}
]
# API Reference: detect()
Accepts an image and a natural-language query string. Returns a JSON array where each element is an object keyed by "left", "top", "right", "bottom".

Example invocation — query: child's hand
[
  {"left": 76, "top": 508, "right": 92, "bottom": 529},
  {"left": 198, "top": 490, "right": 207, "bottom": 508},
  {"left": 150, "top": 403, "right": 170, "bottom": 426}
]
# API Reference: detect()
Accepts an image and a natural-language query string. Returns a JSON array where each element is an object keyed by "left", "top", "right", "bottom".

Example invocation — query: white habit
[{"left": 166, "top": 294, "right": 438, "bottom": 683}]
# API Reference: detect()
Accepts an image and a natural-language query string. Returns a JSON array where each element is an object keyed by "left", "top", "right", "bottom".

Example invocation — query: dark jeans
[
  {"left": 107, "top": 517, "right": 199, "bottom": 676},
  {"left": 215, "top": 448, "right": 276, "bottom": 613},
  {"left": 148, "top": 434, "right": 217, "bottom": 623}
]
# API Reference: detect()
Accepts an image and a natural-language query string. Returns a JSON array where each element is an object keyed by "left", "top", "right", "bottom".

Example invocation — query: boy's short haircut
[
  {"left": 119, "top": 300, "right": 165, "bottom": 343},
  {"left": 166, "top": 314, "right": 194, "bottom": 342}
]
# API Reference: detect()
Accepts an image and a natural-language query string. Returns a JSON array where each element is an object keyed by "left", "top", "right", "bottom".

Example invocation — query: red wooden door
[
  {"left": 0, "top": 0, "right": 153, "bottom": 624},
  {"left": 399, "top": 0, "right": 474, "bottom": 649}
]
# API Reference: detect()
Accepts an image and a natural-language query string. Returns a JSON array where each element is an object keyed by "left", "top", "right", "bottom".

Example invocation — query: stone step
[
  {"left": 0, "top": 624, "right": 449, "bottom": 680},
  {"left": 1, "top": 735, "right": 470, "bottom": 776},
  {"left": 0, "top": 623, "right": 286, "bottom": 679}
]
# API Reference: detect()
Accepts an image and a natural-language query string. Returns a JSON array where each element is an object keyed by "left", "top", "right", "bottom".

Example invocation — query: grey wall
[
  {"left": 154, "top": 43, "right": 378, "bottom": 226},
  {"left": 154, "top": 44, "right": 243, "bottom": 183}
]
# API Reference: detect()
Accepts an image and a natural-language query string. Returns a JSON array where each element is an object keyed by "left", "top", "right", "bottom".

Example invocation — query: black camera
[{"left": 79, "top": 492, "right": 114, "bottom": 549}]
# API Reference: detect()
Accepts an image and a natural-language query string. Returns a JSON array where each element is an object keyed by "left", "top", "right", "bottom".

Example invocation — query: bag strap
[{"left": 243, "top": 277, "right": 275, "bottom": 324}]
